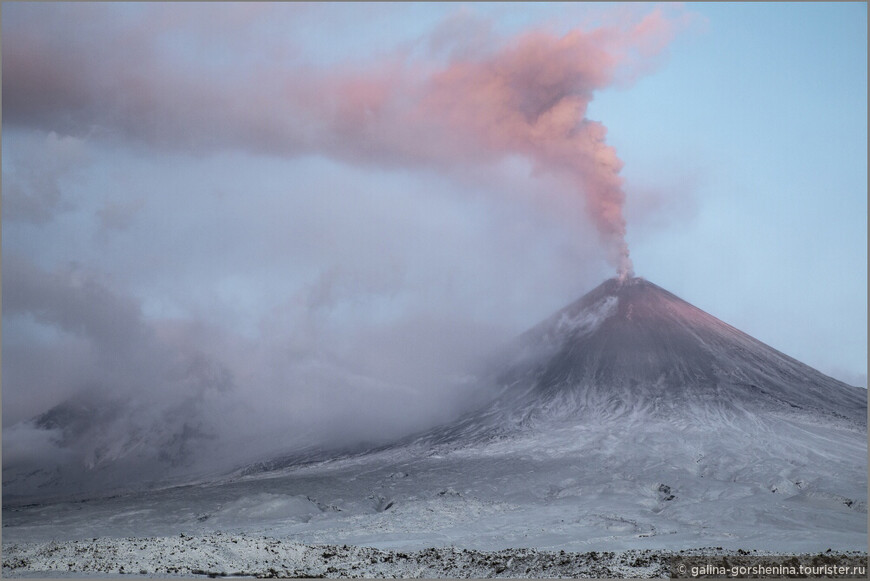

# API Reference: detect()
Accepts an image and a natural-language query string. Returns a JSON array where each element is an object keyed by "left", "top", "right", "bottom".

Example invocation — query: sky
[{"left": 2, "top": 2, "right": 867, "bottom": 484}]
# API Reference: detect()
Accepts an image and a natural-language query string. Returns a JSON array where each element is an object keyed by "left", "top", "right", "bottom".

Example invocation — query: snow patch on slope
[
  {"left": 208, "top": 494, "right": 322, "bottom": 527},
  {"left": 552, "top": 295, "right": 618, "bottom": 339}
]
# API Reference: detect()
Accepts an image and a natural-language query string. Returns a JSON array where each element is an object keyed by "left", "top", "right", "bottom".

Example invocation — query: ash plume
[
  {"left": 3, "top": 5, "right": 683, "bottom": 276},
  {"left": 1, "top": 4, "right": 690, "bottom": 494}
]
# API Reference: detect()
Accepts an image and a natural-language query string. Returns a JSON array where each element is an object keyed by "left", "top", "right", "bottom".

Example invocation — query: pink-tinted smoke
[
  {"left": 3, "top": 5, "right": 685, "bottom": 276},
  {"left": 413, "top": 11, "right": 680, "bottom": 277},
  {"left": 310, "top": 9, "right": 681, "bottom": 276}
]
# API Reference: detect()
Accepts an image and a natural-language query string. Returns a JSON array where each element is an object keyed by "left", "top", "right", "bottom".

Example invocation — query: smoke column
[{"left": 413, "top": 14, "right": 680, "bottom": 278}]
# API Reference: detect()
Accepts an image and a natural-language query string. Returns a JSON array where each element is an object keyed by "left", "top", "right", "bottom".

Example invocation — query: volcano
[
  {"left": 417, "top": 276, "right": 866, "bottom": 447},
  {"left": 3, "top": 277, "right": 867, "bottom": 556},
  {"left": 513, "top": 276, "right": 865, "bottom": 414}
]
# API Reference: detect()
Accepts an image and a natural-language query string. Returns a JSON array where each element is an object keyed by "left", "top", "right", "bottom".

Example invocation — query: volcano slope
[{"left": 3, "top": 277, "right": 867, "bottom": 569}]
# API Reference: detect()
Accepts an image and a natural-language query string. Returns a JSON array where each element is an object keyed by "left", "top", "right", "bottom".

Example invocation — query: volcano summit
[
  {"left": 3, "top": 277, "right": 867, "bottom": 568},
  {"left": 423, "top": 276, "right": 866, "bottom": 442}
]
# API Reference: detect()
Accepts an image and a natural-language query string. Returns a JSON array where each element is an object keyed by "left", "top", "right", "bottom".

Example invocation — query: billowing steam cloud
[
  {"left": 3, "top": 5, "right": 680, "bottom": 276},
  {"left": 2, "top": 3, "right": 686, "bottom": 496}
]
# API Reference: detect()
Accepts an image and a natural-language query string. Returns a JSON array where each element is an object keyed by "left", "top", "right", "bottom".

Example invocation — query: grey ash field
[{"left": 3, "top": 278, "right": 867, "bottom": 577}]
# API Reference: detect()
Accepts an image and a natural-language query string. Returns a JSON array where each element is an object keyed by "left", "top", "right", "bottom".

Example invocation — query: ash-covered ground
[
  {"left": 5, "top": 534, "right": 867, "bottom": 578},
  {"left": 3, "top": 279, "right": 866, "bottom": 578}
]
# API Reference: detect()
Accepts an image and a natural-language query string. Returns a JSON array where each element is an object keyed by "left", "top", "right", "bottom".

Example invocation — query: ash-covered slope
[
  {"left": 4, "top": 277, "right": 866, "bottom": 552},
  {"left": 419, "top": 276, "right": 866, "bottom": 445}
]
